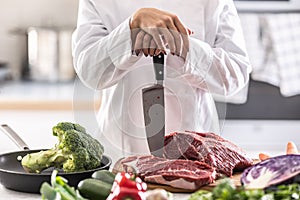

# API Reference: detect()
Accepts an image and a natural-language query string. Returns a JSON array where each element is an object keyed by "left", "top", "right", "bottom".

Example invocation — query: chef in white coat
[{"left": 72, "top": 0, "right": 251, "bottom": 161}]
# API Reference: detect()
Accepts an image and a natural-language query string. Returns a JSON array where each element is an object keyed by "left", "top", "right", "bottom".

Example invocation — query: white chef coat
[{"left": 72, "top": 0, "right": 251, "bottom": 161}]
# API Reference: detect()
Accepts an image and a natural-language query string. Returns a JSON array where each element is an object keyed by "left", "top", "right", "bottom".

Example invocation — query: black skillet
[{"left": 0, "top": 124, "right": 112, "bottom": 193}]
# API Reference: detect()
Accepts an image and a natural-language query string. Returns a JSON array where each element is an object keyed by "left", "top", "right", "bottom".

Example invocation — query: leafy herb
[
  {"left": 40, "top": 170, "right": 87, "bottom": 200},
  {"left": 188, "top": 178, "right": 300, "bottom": 200}
]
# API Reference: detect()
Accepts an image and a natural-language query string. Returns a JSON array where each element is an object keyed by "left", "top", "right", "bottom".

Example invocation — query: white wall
[{"left": 0, "top": 0, "right": 79, "bottom": 79}]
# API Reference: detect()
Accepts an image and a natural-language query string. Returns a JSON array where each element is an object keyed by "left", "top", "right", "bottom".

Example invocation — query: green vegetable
[
  {"left": 21, "top": 122, "right": 104, "bottom": 173},
  {"left": 267, "top": 184, "right": 300, "bottom": 200},
  {"left": 212, "top": 178, "right": 237, "bottom": 200},
  {"left": 188, "top": 178, "right": 300, "bottom": 200},
  {"left": 187, "top": 190, "right": 212, "bottom": 200},
  {"left": 77, "top": 178, "right": 112, "bottom": 200},
  {"left": 40, "top": 170, "right": 87, "bottom": 200},
  {"left": 40, "top": 182, "right": 58, "bottom": 200},
  {"left": 92, "top": 169, "right": 115, "bottom": 184}
]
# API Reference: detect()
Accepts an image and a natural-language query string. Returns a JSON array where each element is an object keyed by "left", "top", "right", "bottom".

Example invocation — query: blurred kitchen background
[
  {"left": 0, "top": 0, "right": 300, "bottom": 158},
  {"left": 0, "top": 0, "right": 78, "bottom": 81}
]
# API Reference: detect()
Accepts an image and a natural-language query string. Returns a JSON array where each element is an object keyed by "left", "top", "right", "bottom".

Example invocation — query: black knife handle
[{"left": 153, "top": 53, "right": 164, "bottom": 81}]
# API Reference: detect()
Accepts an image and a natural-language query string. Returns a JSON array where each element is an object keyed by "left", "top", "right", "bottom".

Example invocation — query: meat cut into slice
[
  {"left": 164, "top": 131, "right": 253, "bottom": 177},
  {"left": 119, "top": 155, "right": 216, "bottom": 190}
]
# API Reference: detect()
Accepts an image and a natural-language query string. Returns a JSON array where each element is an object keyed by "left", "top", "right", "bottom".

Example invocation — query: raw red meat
[
  {"left": 119, "top": 155, "right": 216, "bottom": 190},
  {"left": 164, "top": 131, "right": 253, "bottom": 177},
  {"left": 116, "top": 131, "right": 252, "bottom": 190}
]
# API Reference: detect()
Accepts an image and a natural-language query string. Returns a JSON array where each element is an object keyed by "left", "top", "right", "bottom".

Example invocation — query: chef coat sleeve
[
  {"left": 168, "top": 0, "right": 252, "bottom": 97},
  {"left": 72, "top": 0, "right": 141, "bottom": 90}
]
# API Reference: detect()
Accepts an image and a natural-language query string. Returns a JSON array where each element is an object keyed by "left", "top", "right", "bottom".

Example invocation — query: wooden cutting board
[{"left": 146, "top": 172, "right": 242, "bottom": 193}]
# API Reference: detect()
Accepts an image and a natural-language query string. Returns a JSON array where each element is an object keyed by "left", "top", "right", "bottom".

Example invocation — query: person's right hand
[{"left": 130, "top": 8, "right": 190, "bottom": 59}]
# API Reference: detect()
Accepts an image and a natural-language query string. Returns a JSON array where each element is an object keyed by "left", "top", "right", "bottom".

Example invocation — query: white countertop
[{"left": 0, "top": 185, "right": 40, "bottom": 200}]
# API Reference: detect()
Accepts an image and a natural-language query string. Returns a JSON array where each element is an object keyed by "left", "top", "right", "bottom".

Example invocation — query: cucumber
[
  {"left": 78, "top": 178, "right": 112, "bottom": 200},
  {"left": 92, "top": 170, "right": 115, "bottom": 184}
]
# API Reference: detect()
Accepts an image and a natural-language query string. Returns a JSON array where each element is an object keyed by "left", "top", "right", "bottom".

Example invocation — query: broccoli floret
[{"left": 21, "top": 122, "right": 104, "bottom": 173}]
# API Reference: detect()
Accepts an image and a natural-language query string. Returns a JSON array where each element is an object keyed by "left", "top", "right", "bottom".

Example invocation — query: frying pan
[{"left": 0, "top": 124, "right": 112, "bottom": 194}]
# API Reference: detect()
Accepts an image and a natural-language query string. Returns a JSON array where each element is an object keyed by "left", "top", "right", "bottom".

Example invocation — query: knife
[{"left": 142, "top": 53, "right": 165, "bottom": 157}]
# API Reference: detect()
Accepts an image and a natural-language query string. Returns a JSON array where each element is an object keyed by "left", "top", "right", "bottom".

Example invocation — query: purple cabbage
[{"left": 240, "top": 154, "right": 300, "bottom": 189}]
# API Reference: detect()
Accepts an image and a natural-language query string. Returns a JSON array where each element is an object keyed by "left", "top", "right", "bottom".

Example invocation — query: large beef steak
[
  {"left": 119, "top": 155, "right": 216, "bottom": 190},
  {"left": 164, "top": 131, "right": 253, "bottom": 177}
]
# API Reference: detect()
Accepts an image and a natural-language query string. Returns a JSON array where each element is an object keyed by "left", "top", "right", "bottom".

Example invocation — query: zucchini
[
  {"left": 92, "top": 170, "right": 115, "bottom": 184},
  {"left": 78, "top": 178, "right": 112, "bottom": 200}
]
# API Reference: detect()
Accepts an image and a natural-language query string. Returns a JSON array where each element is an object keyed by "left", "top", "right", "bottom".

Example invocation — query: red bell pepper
[{"left": 107, "top": 172, "right": 147, "bottom": 200}]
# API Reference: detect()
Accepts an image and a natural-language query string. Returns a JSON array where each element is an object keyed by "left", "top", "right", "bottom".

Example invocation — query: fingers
[
  {"left": 172, "top": 15, "right": 189, "bottom": 60},
  {"left": 130, "top": 8, "right": 189, "bottom": 59},
  {"left": 133, "top": 27, "right": 188, "bottom": 58},
  {"left": 145, "top": 39, "right": 167, "bottom": 57},
  {"left": 133, "top": 30, "right": 159, "bottom": 57},
  {"left": 133, "top": 30, "right": 146, "bottom": 56},
  {"left": 180, "top": 33, "right": 189, "bottom": 60},
  {"left": 156, "top": 14, "right": 189, "bottom": 59},
  {"left": 148, "top": 28, "right": 166, "bottom": 53},
  {"left": 142, "top": 33, "right": 152, "bottom": 57},
  {"left": 159, "top": 15, "right": 189, "bottom": 59},
  {"left": 149, "top": 39, "right": 157, "bottom": 57},
  {"left": 159, "top": 27, "right": 176, "bottom": 55}
]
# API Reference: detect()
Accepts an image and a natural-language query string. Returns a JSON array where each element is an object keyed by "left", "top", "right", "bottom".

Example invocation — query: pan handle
[{"left": 0, "top": 124, "right": 29, "bottom": 150}]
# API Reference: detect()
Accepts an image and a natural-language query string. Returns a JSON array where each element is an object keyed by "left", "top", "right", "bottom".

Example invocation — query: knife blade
[{"left": 142, "top": 53, "right": 165, "bottom": 157}]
